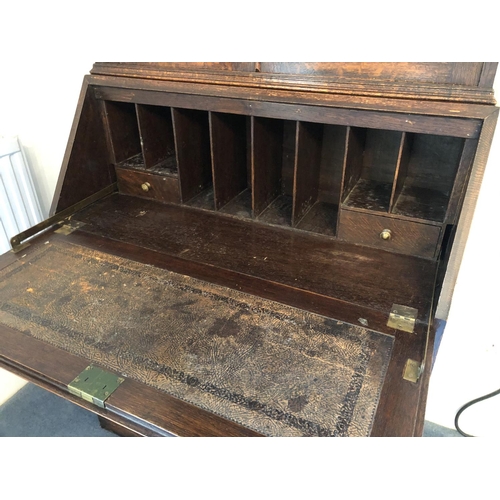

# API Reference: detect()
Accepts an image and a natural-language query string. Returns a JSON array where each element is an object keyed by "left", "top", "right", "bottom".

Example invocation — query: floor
[
  {"left": 0, "top": 383, "right": 115, "bottom": 437},
  {"left": 0, "top": 380, "right": 461, "bottom": 437}
]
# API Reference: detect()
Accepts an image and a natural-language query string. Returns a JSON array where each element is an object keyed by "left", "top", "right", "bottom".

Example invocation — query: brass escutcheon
[{"left": 141, "top": 182, "right": 151, "bottom": 192}]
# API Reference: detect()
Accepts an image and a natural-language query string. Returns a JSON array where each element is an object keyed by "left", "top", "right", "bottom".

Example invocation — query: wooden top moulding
[{"left": 91, "top": 62, "right": 498, "bottom": 105}]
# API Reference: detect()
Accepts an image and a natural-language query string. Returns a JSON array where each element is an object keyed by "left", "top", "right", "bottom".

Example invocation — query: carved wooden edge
[
  {"left": 88, "top": 73, "right": 496, "bottom": 122},
  {"left": 97, "top": 416, "right": 143, "bottom": 437},
  {"left": 413, "top": 320, "right": 438, "bottom": 436},
  {"left": 436, "top": 108, "right": 500, "bottom": 320},
  {"left": 91, "top": 63, "right": 497, "bottom": 105},
  {"left": 93, "top": 84, "right": 482, "bottom": 139}
]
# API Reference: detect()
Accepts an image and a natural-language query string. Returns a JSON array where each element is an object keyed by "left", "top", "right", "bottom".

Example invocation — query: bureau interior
[
  {"left": 105, "top": 100, "right": 465, "bottom": 245},
  {"left": 71, "top": 95, "right": 467, "bottom": 325}
]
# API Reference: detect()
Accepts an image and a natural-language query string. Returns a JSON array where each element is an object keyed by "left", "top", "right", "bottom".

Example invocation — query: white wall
[
  {"left": 0, "top": 60, "right": 94, "bottom": 216},
  {"left": 424, "top": 76, "right": 500, "bottom": 436},
  {"left": 0, "top": 60, "right": 499, "bottom": 434}
]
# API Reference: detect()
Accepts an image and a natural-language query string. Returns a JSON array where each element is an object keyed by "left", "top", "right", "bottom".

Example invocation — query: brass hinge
[
  {"left": 10, "top": 183, "right": 116, "bottom": 253},
  {"left": 68, "top": 365, "right": 125, "bottom": 408},
  {"left": 387, "top": 304, "right": 418, "bottom": 334},
  {"left": 402, "top": 359, "right": 423, "bottom": 383}
]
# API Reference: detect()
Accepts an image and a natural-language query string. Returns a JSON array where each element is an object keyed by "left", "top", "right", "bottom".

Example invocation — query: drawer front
[
  {"left": 116, "top": 167, "right": 181, "bottom": 204},
  {"left": 338, "top": 209, "right": 441, "bottom": 259}
]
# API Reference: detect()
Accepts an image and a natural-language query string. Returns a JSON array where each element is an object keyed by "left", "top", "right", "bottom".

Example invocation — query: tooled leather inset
[{"left": 0, "top": 242, "right": 394, "bottom": 436}]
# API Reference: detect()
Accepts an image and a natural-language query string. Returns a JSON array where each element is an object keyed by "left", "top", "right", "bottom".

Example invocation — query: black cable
[{"left": 454, "top": 387, "right": 500, "bottom": 437}]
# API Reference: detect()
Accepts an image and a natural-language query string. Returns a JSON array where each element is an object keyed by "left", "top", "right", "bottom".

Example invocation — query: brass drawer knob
[
  {"left": 380, "top": 229, "right": 392, "bottom": 241},
  {"left": 141, "top": 182, "right": 151, "bottom": 192}
]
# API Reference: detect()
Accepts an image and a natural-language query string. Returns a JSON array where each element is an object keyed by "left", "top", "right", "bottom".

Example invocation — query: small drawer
[
  {"left": 338, "top": 209, "right": 441, "bottom": 259},
  {"left": 116, "top": 167, "right": 181, "bottom": 204}
]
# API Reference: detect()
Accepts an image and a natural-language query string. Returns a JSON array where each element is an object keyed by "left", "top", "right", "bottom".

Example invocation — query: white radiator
[{"left": 0, "top": 137, "right": 43, "bottom": 255}]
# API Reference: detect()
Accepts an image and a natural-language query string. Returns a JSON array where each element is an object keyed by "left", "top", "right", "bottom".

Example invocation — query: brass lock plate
[
  {"left": 387, "top": 304, "right": 418, "bottom": 333},
  {"left": 68, "top": 365, "right": 125, "bottom": 408}
]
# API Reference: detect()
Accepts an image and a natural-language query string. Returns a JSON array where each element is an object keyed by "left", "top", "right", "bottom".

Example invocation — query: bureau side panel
[{"left": 51, "top": 78, "right": 115, "bottom": 214}]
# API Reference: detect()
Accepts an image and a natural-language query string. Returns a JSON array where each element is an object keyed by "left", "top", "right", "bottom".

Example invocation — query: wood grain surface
[
  {"left": 136, "top": 104, "right": 176, "bottom": 169},
  {"left": 209, "top": 112, "right": 248, "bottom": 209},
  {"left": 338, "top": 209, "right": 441, "bottom": 259},
  {"left": 171, "top": 108, "right": 212, "bottom": 203},
  {"left": 251, "top": 116, "right": 284, "bottom": 216},
  {"left": 73, "top": 194, "right": 437, "bottom": 322},
  {"left": 93, "top": 85, "right": 482, "bottom": 139},
  {"left": 115, "top": 167, "right": 181, "bottom": 204},
  {"left": 90, "top": 63, "right": 497, "bottom": 104},
  {"left": 53, "top": 81, "right": 115, "bottom": 213}
]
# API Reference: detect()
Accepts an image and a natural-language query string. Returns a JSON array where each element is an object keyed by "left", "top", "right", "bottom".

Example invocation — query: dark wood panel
[
  {"left": 390, "top": 132, "right": 412, "bottom": 211},
  {"left": 444, "top": 139, "right": 478, "bottom": 225},
  {"left": 136, "top": 104, "right": 176, "bottom": 169},
  {"left": 219, "top": 189, "right": 252, "bottom": 219},
  {"left": 343, "top": 129, "right": 402, "bottom": 213},
  {"left": 209, "top": 112, "right": 249, "bottom": 210},
  {"left": 251, "top": 117, "right": 284, "bottom": 216},
  {"left": 62, "top": 227, "right": 399, "bottom": 335},
  {"left": 436, "top": 109, "right": 499, "bottom": 317},
  {"left": 343, "top": 179, "right": 393, "bottom": 213},
  {"left": 115, "top": 167, "right": 181, "bottom": 204},
  {"left": 90, "top": 64, "right": 496, "bottom": 104},
  {"left": 405, "top": 134, "right": 465, "bottom": 193},
  {"left": 339, "top": 209, "right": 441, "bottom": 259},
  {"left": 281, "top": 121, "right": 296, "bottom": 197},
  {"left": 93, "top": 85, "right": 482, "bottom": 139},
  {"left": 361, "top": 129, "right": 402, "bottom": 184},
  {"left": 342, "top": 127, "right": 365, "bottom": 202},
  {"left": 392, "top": 186, "right": 451, "bottom": 222},
  {"left": 93, "top": 62, "right": 257, "bottom": 74},
  {"left": 317, "top": 125, "right": 347, "bottom": 206},
  {"left": 185, "top": 186, "right": 215, "bottom": 210},
  {"left": 106, "top": 379, "right": 261, "bottom": 437},
  {"left": 53, "top": 80, "right": 115, "bottom": 213},
  {"left": 259, "top": 62, "right": 485, "bottom": 86},
  {"left": 293, "top": 122, "right": 323, "bottom": 225},
  {"left": 98, "top": 416, "right": 142, "bottom": 437},
  {"left": 370, "top": 321, "right": 428, "bottom": 437},
  {"left": 104, "top": 100, "right": 141, "bottom": 164},
  {"left": 74, "top": 194, "right": 437, "bottom": 321},
  {"left": 90, "top": 74, "right": 496, "bottom": 118},
  {"left": 171, "top": 108, "right": 212, "bottom": 203},
  {"left": 257, "top": 195, "right": 293, "bottom": 226},
  {"left": 295, "top": 201, "right": 337, "bottom": 237},
  {"left": 389, "top": 134, "right": 465, "bottom": 222},
  {"left": 412, "top": 321, "right": 438, "bottom": 436}
]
